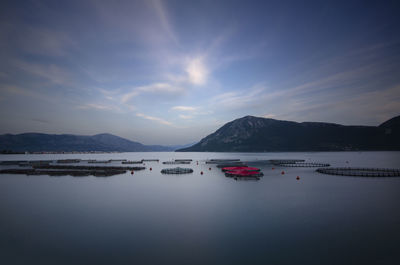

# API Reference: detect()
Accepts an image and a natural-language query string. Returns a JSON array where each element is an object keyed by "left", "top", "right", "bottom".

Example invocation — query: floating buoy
[
  {"left": 346, "top": 161, "right": 349, "bottom": 164},
  {"left": 209, "top": 167, "right": 211, "bottom": 170},
  {"left": 131, "top": 171, "right": 134, "bottom": 175},
  {"left": 281, "top": 171, "right": 285, "bottom": 175},
  {"left": 150, "top": 167, "right": 152, "bottom": 171},
  {"left": 201, "top": 171, "right": 203, "bottom": 175},
  {"left": 296, "top": 176, "right": 300, "bottom": 180},
  {"left": 272, "top": 167, "right": 275, "bottom": 170}
]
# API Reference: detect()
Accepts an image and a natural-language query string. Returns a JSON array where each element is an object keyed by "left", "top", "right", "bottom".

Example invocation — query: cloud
[
  {"left": 0, "top": 84, "right": 52, "bottom": 102},
  {"left": 136, "top": 113, "right": 173, "bottom": 126},
  {"left": 171, "top": 106, "right": 196, "bottom": 111},
  {"left": 262, "top": 114, "right": 276, "bottom": 119},
  {"left": 77, "top": 103, "right": 117, "bottom": 111},
  {"left": 185, "top": 57, "right": 208, "bottom": 85},
  {"left": 122, "top": 83, "right": 184, "bottom": 103},
  {"left": 13, "top": 60, "right": 72, "bottom": 85},
  {"left": 150, "top": 0, "right": 179, "bottom": 45},
  {"left": 210, "top": 84, "right": 268, "bottom": 109},
  {"left": 179, "top": 114, "right": 193, "bottom": 119}
]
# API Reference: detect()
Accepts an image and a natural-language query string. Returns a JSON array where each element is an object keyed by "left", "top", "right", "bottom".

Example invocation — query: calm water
[{"left": 1, "top": 152, "right": 400, "bottom": 265}]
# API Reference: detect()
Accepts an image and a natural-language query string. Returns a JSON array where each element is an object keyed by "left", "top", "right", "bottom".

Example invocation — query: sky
[{"left": 0, "top": 0, "right": 399, "bottom": 145}]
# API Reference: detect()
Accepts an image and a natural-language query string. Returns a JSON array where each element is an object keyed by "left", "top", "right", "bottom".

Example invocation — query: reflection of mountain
[
  {"left": 177, "top": 115, "right": 400, "bottom": 152},
  {"left": 0, "top": 133, "right": 173, "bottom": 152}
]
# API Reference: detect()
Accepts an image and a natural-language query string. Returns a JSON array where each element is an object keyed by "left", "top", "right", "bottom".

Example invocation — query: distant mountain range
[
  {"left": 177, "top": 115, "right": 400, "bottom": 152},
  {"left": 0, "top": 133, "right": 174, "bottom": 152}
]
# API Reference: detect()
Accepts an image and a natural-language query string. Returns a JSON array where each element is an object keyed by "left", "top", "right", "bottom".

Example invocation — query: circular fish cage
[
  {"left": 270, "top": 159, "right": 305, "bottom": 165},
  {"left": 161, "top": 167, "right": 194, "bottom": 174},
  {"left": 225, "top": 170, "right": 264, "bottom": 178},
  {"left": 162, "top": 161, "right": 191, "bottom": 165},
  {"left": 276, "top": 162, "right": 330, "bottom": 167},
  {"left": 316, "top": 167, "right": 400, "bottom": 177}
]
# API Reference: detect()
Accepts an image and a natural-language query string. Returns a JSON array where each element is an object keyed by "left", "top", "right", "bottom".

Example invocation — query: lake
[{"left": 1, "top": 151, "right": 399, "bottom": 265}]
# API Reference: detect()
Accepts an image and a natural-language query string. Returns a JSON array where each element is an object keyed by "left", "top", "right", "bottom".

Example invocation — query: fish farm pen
[
  {"left": 216, "top": 162, "right": 246, "bottom": 168},
  {"left": 57, "top": 159, "right": 81, "bottom": 163},
  {"left": 270, "top": 159, "right": 305, "bottom": 164},
  {"left": 316, "top": 167, "right": 400, "bottom": 177},
  {"left": 0, "top": 168, "right": 126, "bottom": 177},
  {"left": 161, "top": 167, "right": 194, "bottom": 174},
  {"left": 162, "top": 161, "right": 191, "bottom": 164},
  {"left": 275, "top": 162, "right": 330, "bottom": 167},
  {"left": 32, "top": 165, "right": 146, "bottom": 171}
]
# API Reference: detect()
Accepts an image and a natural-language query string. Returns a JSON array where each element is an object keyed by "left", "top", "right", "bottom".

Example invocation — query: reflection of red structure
[{"left": 222, "top": 166, "right": 259, "bottom": 172}]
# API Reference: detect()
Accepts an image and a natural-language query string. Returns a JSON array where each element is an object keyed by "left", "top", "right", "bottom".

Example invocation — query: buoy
[
  {"left": 296, "top": 176, "right": 300, "bottom": 180},
  {"left": 131, "top": 171, "right": 134, "bottom": 175},
  {"left": 201, "top": 171, "right": 203, "bottom": 175},
  {"left": 281, "top": 171, "right": 285, "bottom": 175},
  {"left": 150, "top": 167, "right": 152, "bottom": 171},
  {"left": 272, "top": 167, "right": 275, "bottom": 170},
  {"left": 346, "top": 161, "right": 349, "bottom": 163},
  {"left": 209, "top": 167, "right": 211, "bottom": 170}
]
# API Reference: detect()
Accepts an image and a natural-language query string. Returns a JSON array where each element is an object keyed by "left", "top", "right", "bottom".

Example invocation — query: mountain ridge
[
  {"left": 0, "top": 133, "right": 174, "bottom": 152},
  {"left": 177, "top": 115, "right": 400, "bottom": 152}
]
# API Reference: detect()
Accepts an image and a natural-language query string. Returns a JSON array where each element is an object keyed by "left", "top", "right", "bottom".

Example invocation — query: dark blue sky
[{"left": 0, "top": 0, "right": 399, "bottom": 144}]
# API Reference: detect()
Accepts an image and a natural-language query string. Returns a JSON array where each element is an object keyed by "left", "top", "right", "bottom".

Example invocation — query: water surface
[{"left": 1, "top": 152, "right": 399, "bottom": 265}]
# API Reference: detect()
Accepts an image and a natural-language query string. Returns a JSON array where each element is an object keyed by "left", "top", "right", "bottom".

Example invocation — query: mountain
[
  {"left": 0, "top": 133, "right": 173, "bottom": 152},
  {"left": 177, "top": 115, "right": 400, "bottom": 152}
]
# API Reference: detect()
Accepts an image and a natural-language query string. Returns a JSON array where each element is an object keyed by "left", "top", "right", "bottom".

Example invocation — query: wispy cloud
[
  {"left": 136, "top": 113, "right": 173, "bottom": 126},
  {"left": 178, "top": 114, "right": 193, "bottom": 119},
  {"left": 77, "top": 103, "right": 117, "bottom": 111},
  {"left": 171, "top": 106, "right": 197, "bottom": 111},
  {"left": 13, "top": 60, "right": 72, "bottom": 85},
  {"left": 0, "top": 84, "right": 52, "bottom": 102},
  {"left": 122, "top": 83, "right": 185, "bottom": 103},
  {"left": 210, "top": 84, "right": 268, "bottom": 109}
]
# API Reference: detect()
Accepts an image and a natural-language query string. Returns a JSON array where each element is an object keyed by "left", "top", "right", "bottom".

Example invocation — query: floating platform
[
  {"left": 0, "top": 168, "right": 126, "bottom": 177},
  {"left": 88, "top": 160, "right": 111, "bottom": 164},
  {"left": 32, "top": 165, "right": 146, "bottom": 171},
  {"left": 225, "top": 170, "right": 264, "bottom": 178},
  {"left": 216, "top": 162, "right": 246, "bottom": 168},
  {"left": 122, "top": 161, "right": 143, "bottom": 164},
  {"left": 276, "top": 162, "right": 330, "bottom": 167},
  {"left": 162, "top": 161, "right": 191, "bottom": 164},
  {"left": 206, "top": 159, "right": 241, "bottom": 164},
  {"left": 316, "top": 167, "right": 400, "bottom": 177},
  {"left": 222, "top": 166, "right": 261, "bottom": 172},
  {"left": 57, "top": 159, "right": 81, "bottom": 163},
  {"left": 142, "top": 159, "right": 159, "bottom": 162},
  {"left": 270, "top": 159, "right": 305, "bottom": 165},
  {"left": 161, "top": 167, "right": 193, "bottom": 174},
  {"left": 210, "top": 159, "right": 240, "bottom": 162},
  {"left": 174, "top": 159, "right": 193, "bottom": 162}
]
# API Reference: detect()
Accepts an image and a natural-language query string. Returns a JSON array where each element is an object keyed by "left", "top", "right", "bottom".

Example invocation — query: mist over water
[{"left": 1, "top": 152, "right": 400, "bottom": 265}]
